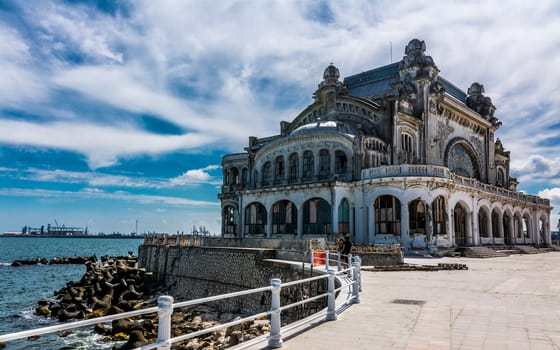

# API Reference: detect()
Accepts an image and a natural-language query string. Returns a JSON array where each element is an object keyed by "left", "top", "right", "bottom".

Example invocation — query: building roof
[{"left": 343, "top": 62, "right": 468, "bottom": 103}]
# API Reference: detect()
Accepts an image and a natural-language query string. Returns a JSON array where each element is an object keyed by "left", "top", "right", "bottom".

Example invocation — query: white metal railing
[{"left": 0, "top": 256, "right": 362, "bottom": 349}]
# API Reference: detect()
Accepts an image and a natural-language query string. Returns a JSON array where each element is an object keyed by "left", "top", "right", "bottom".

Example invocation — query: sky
[{"left": 0, "top": 0, "right": 559, "bottom": 235}]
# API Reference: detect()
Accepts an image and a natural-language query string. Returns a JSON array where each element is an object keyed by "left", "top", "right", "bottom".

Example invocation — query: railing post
[
  {"left": 325, "top": 250, "right": 330, "bottom": 268},
  {"left": 337, "top": 251, "right": 341, "bottom": 272},
  {"left": 268, "top": 278, "right": 283, "bottom": 348},
  {"left": 310, "top": 249, "right": 314, "bottom": 268},
  {"left": 347, "top": 253, "right": 353, "bottom": 277},
  {"left": 355, "top": 256, "right": 362, "bottom": 292},
  {"left": 326, "top": 269, "right": 337, "bottom": 321},
  {"left": 352, "top": 260, "right": 360, "bottom": 304},
  {"left": 156, "top": 295, "right": 174, "bottom": 349}
]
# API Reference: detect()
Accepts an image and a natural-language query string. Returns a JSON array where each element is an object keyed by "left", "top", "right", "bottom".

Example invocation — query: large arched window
[
  {"left": 262, "top": 162, "right": 271, "bottom": 187},
  {"left": 375, "top": 195, "right": 401, "bottom": 235},
  {"left": 303, "top": 198, "right": 332, "bottom": 234},
  {"left": 288, "top": 153, "right": 299, "bottom": 184},
  {"left": 303, "top": 151, "right": 314, "bottom": 181},
  {"left": 244, "top": 203, "right": 267, "bottom": 235},
  {"left": 318, "top": 149, "right": 330, "bottom": 180},
  {"left": 272, "top": 200, "right": 297, "bottom": 235},
  {"left": 446, "top": 142, "right": 480, "bottom": 179},
  {"left": 274, "top": 156, "right": 284, "bottom": 185}
]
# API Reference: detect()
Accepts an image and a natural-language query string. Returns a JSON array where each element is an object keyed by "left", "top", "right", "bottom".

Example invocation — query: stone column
[
  {"left": 508, "top": 216, "right": 515, "bottom": 245},
  {"left": 486, "top": 213, "right": 492, "bottom": 245},
  {"left": 331, "top": 187, "right": 338, "bottom": 235},
  {"left": 449, "top": 205, "right": 455, "bottom": 247},
  {"left": 400, "top": 201, "right": 409, "bottom": 248},
  {"left": 498, "top": 211, "right": 504, "bottom": 240},
  {"left": 266, "top": 206, "right": 272, "bottom": 238},
  {"left": 297, "top": 203, "right": 304, "bottom": 238},
  {"left": 369, "top": 204, "right": 375, "bottom": 244}
]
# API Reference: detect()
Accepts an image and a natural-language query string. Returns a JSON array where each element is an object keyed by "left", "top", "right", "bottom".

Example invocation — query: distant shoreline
[{"left": 0, "top": 234, "right": 145, "bottom": 239}]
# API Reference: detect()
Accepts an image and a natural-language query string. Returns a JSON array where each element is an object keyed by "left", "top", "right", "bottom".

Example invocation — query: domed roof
[
  {"left": 323, "top": 63, "right": 340, "bottom": 83},
  {"left": 290, "top": 120, "right": 356, "bottom": 137}
]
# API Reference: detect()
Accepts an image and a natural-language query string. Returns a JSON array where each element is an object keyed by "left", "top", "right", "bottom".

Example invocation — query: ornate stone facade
[{"left": 218, "top": 39, "right": 552, "bottom": 250}]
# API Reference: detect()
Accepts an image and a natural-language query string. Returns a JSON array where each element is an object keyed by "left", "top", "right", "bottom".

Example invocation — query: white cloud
[
  {"left": 12, "top": 166, "right": 221, "bottom": 188},
  {"left": 0, "top": 118, "right": 215, "bottom": 168},
  {"left": 0, "top": 187, "right": 219, "bottom": 207}
]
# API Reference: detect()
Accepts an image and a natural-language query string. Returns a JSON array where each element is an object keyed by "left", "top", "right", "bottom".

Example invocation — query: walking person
[{"left": 342, "top": 235, "right": 352, "bottom": 268}]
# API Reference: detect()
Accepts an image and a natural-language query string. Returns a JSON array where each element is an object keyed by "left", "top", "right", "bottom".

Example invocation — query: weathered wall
[
  {"left": 358, "top": 252, "right": 404, "bottom": 266},
  {"left": 138, "top": 245, "right": 326, "bottom": 318}
]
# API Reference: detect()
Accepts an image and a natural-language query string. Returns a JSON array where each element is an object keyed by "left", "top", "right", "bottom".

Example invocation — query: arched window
[
  {"left": 338, "top": 198, "right": 350, "bottom": 234},
  {"left": 262, "top": 162, "right": 271, "bottom": 187},
  {"left": 303, "top": 198, "right": 332, "bottom": 234},
  {"left": 497, "top": 168, "right": 505, "bottom": 187},
  {"left": 401, "top": 133, "right": 413, "bottom": 152},
  {"left": 272, "top": 200, "right": 297, "bottom": 234},
  {"left": 432, "top": 196, "right": 446, "bottom": 235},
  {"left": 447, "top": 142, "right": 480, "bottom": 179},
  {"left": 318, "top": 149, "right": 330, "bottom": 180},
  {"left": 241, "top": 168, "right": 247, "bottom": 188},
  {"left": 335, "top": 150, "right": 348, "bottom": 176},
  {"left": 375, "top": 195, "right": 401, "bottom": 235},
  {"left": 409, "top": 199, "right": 426, "bottom": 235},
  {"left": 303, "top": 151, "right": 314, "bottom": 181},
  {"left": 231, "top": 167, "right": 239, "bottom": 185},
  {"left": 288, "top": 153, "right": 299, "bottom": 184},
  {"left": 244, "top": 203, "right": 267, "bottom": 235},
  {"left": 223, "top": 206, "right": 238, "bottom": 236},
  {"left": 400, "top": 132, "right": 415, "bottom": 164},
  {"left": 478, "top": 208, "right": 489, "bottom": 238},
  {"left": 274, "top": 156, "right": 284, "bottom": 185}
]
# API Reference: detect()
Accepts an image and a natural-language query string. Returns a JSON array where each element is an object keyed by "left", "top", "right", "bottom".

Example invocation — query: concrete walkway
[{"left": 241, "top": 252, "right": 560, "bottom": 350}]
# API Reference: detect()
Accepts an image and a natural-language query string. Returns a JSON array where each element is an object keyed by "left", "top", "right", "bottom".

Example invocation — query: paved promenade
[{"left": 244, "top": 252, "right": 560, "bottom": 350}]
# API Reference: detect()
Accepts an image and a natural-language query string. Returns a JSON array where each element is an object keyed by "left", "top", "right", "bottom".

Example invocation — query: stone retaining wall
[{"left": 138, "top": 245, "right": 326, "bottom": 319}]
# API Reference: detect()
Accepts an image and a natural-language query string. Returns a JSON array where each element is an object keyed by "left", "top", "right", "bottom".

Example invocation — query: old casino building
[{"left": 218, "top": 39, "right": 552, "bottom": 250}]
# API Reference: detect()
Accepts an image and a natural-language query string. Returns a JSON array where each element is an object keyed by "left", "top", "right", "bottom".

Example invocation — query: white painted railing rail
[{"left": 0, "top": 255, "right": 361, "bottom": 349}]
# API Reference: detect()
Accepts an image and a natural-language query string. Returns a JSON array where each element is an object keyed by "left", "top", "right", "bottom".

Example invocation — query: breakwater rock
[{"left": 35, "top": 256, "right": 155, "bottom": 321}]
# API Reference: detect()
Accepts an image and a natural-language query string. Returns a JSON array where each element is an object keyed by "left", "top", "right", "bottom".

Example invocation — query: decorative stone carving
[
  {"left": 437, "top": 119, "right": 454, "bottom": 157},
  {"left": 466, "top": 82, "right": 498, "bottom": 122},
  {"left": 399, "top": 39, "right": 437, "bottom": 70}
]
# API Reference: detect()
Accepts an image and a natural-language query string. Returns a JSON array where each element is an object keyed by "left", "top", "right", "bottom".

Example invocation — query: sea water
[{"left": 0, "top": 236, "right": 144, "bottom": 349}]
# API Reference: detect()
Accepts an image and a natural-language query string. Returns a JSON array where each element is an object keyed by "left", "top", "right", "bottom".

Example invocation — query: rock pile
[
  {"left": 112, "top": 305, "right": 270, "bottom": 350},
  {"left": 35, "top": 256, "right": 155, "bottom": 322},
  {"left": 34, "top": 257, "right": 270, "bottom": 349}
]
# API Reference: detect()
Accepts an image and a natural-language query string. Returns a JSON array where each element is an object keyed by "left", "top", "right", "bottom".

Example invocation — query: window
[
  {"left": 375, "top": 195, "right": 401, "bottom": 235},
  {"left": 303, "top": 151, "right": 314, "bottom": 181},
  {"left": 432, "top": 196, "right": 446, "bottom": 235},
  {"left": 409, "top": 200, "right": 426, "bottom": 234},
  {"left": 274, "top": 156, "right": 284, "bottom": 185},
  {"left": 262, "top": 162, "right": 271, "bottom": 187},
  {"left": 401, "top": 133, "right": 413, "bottom": 152},
  {"left": 335, "top": 150, "right": 348, "bottom": 175},
  {"left": 497, "top": 168, "right": 505, "bottom": 187},
  {"left": 289, "top": 153, "right": 299, "bottom": 184},
  {"left": 318, "top": 149, "right": 330, "bottom": 180}
]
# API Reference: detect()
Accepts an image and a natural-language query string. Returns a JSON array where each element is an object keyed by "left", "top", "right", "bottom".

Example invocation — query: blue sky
[{"left": 0, "top": 0, "right": 559, "bottom": 234}]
